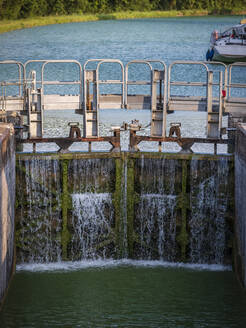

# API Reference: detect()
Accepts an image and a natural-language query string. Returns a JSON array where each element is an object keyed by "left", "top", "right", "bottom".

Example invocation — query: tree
[
  {"left": 64, "top": 0, "right": 89, "bottom": 14},
  {"left": 1, "top": 0, "right": 23, "bottom": 19},
  {"left": 19, "top": 0, "right": 48, "bottom": 18},
  {"left": 49, "top": 0, "right": 66, "bottom": 15}
]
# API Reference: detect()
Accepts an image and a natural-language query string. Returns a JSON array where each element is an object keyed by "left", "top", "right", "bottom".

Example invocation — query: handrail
[
  {"left": 168, "top": 61, "right": 209, "bottom": 101},
  {"left": 0, "top": 58, "right": 245, "bottom": 117},
  {"left": 0, "top": 61, "right": 25, "bottom": 97},
  {"left": 83, "top": 59, "right": 124, "bottom": 107},
  {"left": 227, "top": 62, "right": 246, "bottom": 98},
  {"left": 40, "top": 60, "right": 83, "bottom": 111},
  {"left": 203, "top": 61, "right": 228, "bottom": 87},
  {"left": 83, "top": 59, "right": 107, "bottom": 115},
  {"left": 125, "top": 60, "right": 153, "bottom": 108},
  {"left": 41, "top": 59, "right": 82, "bottom": 85},
  {"left": 96, "top": 59, "right": 125, "bottom": 110}
]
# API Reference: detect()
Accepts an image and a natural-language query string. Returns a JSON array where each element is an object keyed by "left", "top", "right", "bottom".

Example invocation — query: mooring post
[{"left": 128, "top": 120, "right": 142, "bottom": 152}]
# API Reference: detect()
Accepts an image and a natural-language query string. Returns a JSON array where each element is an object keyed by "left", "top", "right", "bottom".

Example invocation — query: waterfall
[
  {"left": 122, "top": 159, "right": 128, "bottom": 258},
  {"left": 70, "top": 193, "right": 114, "bottom": 260},
  {"left": 189, "top": 158, "right": 231, "bottom": 264},
  {"left": 16, "top": 157, "right": 62, "bottom": 263},
  {"left": 135, "top": 157, "right": 178, "bottom": 261},
  {"left": 68, "top": 158, "right": 115, "bottom": 260},
  {"left": 137, "top": 194, "right": 177, "bottom": 260},
  {"left": 15, "top": 155, "right": 233, "bottom": 265},
  {"left": 69, "top": 158, "right": 115, "bottom": 193}
]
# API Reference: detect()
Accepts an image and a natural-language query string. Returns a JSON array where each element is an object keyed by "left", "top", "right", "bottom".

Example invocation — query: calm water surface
[{"left": 1, "top": 262, "right": 246, "bottom": 328}]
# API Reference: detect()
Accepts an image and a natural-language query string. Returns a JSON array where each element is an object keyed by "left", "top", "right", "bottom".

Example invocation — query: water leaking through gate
[{"left": 15, "top": 152, "right": 234, "bottom": 265}]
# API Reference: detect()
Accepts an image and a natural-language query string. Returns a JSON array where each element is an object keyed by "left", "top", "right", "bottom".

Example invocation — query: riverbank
[{"left": 0, "top": 9, "right": 246, "bottom": 34}]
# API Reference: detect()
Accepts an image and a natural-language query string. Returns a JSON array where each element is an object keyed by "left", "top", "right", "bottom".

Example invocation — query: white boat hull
[
  {"left": 207, "top": 23, "right": 246, "bottom": 63},
  {"left": 213, "top": 44, "right": 246, "bottom": 62}
]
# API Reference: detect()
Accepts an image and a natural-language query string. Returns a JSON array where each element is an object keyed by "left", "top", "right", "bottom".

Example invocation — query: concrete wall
[
  {"left": 235, "top": 124, "right": 246, "bottom": 287},
  {"left": 0, "top": 123, "right": 15, "bottom": 308}
]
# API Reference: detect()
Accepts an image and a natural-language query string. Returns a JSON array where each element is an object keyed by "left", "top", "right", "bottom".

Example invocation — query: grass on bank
[{"left": 0, "top": 9, "right": 246, "bottom": 34}]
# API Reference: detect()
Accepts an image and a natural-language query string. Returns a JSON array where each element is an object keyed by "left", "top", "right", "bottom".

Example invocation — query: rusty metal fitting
[
  {"left": 129, "top": 119, "right": 142, "bottom": 131},
  {"left": 121, "top": 122, "right": 128, "bottom": 131},
  {"left": 68, "top": 122, "right": 81, "bottom": 139},
  {"left": 169, "top": 122, "right": 181, "bottom": 138}
]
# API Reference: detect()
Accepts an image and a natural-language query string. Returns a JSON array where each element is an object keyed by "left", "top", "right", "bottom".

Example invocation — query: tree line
[{"left": 0, "top": 0, "right": 245, "bottom": 20}]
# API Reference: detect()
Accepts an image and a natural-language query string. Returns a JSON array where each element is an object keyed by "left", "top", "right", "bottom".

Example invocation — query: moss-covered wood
[
  {"left": 61, "top": 159, "right": 70, "bottom": 260},
  {"left": 15, "top": 152, "right": 234, "bottom": 264},
  {"left": 127, "top": 157, "right": 135, "bottom": 258},
  {"left": 113, "top": 158, "right": 124, "bottom": 257},
  {"left": 176, "top": 160, "right": 189, "bottom": 262}
]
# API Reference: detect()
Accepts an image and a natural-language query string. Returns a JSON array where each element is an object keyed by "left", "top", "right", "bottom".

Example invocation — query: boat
[{"left": 206, "top": 20, "right": 246, "bottom": 63}]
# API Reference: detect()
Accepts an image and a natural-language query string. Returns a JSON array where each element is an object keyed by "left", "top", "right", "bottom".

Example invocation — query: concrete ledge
[{"left": 0, "top": 123, "right": 16, "bottom": 309}]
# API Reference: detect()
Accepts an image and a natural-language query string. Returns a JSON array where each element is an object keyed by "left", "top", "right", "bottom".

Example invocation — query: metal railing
[
  {"left": 0, "top": 58, "right": 245, "bottom": 143},
  {"left": 0, "top": 61, "right": 25, "bottom": 111}
]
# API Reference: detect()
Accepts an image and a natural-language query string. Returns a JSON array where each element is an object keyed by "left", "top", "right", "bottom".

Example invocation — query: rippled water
[
  {"left": 1, "top": 16, "right": 244, "bottom": 152},
  {"left": 1, "top": 262, "right": 246, "bottom": 328},
  {"left": 0, "top": 16, "right": 241, "bottom": 63}
]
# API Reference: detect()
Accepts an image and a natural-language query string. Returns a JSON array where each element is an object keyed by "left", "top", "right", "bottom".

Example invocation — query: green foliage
[
  {"left": 64, "top": 0, "right": 89, "bottom": 14},
  {"left": 0, "top": 0, "right": 245, "bottom": 19},
  {"left": 1, "top": 0, "right": 23, "bottom": 19},
  {"left": 19, "top": 0, "right": 48, "bottom": 18},
  {"left": 51, "top": 0, "right": 66, "bottom": 15}
]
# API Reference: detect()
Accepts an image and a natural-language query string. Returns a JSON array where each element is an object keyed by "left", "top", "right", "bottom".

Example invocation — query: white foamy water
[
  {"left": 71, "top": 193, "right": 114, "bottom": 260},
  {"left": 137, "top": 194, "right": 177, "bottom": 261},
  {"left": 16, "top": 259, "right": 231, "bottom": 272}
]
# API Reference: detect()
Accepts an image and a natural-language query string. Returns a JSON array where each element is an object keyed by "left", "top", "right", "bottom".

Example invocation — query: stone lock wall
[
  {"left": 235, "top": 124, "right": 246, "bottom": 287},
  {"left": 0, "top": 123, "right": 15, "bottom": 308}
]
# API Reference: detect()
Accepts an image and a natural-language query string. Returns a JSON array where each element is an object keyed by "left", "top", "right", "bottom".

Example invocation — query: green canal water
[{"left": 1, "top": 261, "right": 246, "bottom": 328}]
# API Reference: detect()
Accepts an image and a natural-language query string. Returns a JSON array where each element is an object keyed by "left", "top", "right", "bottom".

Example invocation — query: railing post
[
  {"left": 151, "top": 70, "right": 165, "bottom": 137},
  {"left": 219, "top": 71, "right": 223, "bottom": 137},
  {"left": 207, "top": 70, "right": 218, "bottom": 138},
  {"left": 83, "top": 69, "right": 98, "bottom": 138}
]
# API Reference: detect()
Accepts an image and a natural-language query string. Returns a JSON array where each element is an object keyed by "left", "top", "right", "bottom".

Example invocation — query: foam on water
[
  {"left": 16, "top": 259, "right": 231, "bottom": 273},
  {"left": 70, "top": 192, "right": 114, "bottom": 260}
]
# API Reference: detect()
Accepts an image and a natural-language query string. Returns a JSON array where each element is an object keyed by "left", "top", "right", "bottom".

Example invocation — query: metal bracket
[
  {"left": 68, "top": 122, "right": 81, "bottom": 138},
  {"left": 169, "top": 122, "right": 181, "bottom": 138}
]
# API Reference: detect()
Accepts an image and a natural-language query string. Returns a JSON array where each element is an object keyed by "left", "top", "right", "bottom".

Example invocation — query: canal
[{"left": 1, "top": 15, "right": 246, "bottom": 327}]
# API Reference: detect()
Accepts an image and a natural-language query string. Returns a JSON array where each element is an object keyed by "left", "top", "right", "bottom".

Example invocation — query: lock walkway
[{"left": 0, "top": 59, "right": 245, "bottom": 153}]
